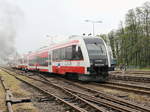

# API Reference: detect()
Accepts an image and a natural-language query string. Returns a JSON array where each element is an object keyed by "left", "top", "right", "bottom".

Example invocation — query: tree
[{"left": 105, "top": 2, "right": 150, "bottom": 68}]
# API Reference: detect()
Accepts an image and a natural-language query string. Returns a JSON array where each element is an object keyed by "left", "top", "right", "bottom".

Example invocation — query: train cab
[{"left": 49, "top": 36, "right": 111, "bottom": 82}]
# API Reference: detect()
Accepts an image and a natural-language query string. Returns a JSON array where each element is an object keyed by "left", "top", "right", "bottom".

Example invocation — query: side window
[
  {"left": 58, "top": 49, "right": 61, "bottom": 60},
  {"left": 55, "top": 50, "right": 58, "bottom": 60},
  {"left": 52, "top": 49, "right": 61, "bottom": 61},
  {"left": 24, "top": 58, "right": 27, "bottom": 64},
  {"left": 60, "top": 48, "right": 65, "bottom": 60},
  {"left": 43, "top": 57, "right": 48, "bottom": 66},
  {"left": 72, "top": 45, "right": 77, "bottom": 60},
  {"left": 29, "top": 57, "right": 36, "bottom": 66},
  {"left": 29, "top": 59, "right": 32, "bottom": 66},
  {"left": 72, "top": 45, "right": 83, "bottom": 60},
  {"left": 62, "top": 48, "right": 66, "bottom": 60},
  {"left": 54, "top": 50, "right": 57, "bottom": 60},
  {"left": 52, "top": 46, "right": 83, "bottom": 61},
  {"left": 38, "top": 57, "right": 42, "bottom": 66},
  {"left": 77, "top": 46, "right": 83, "bottom": 60},
  {"left": 52, "top": 50, "right": 56, "bottom": 61},
  {"left": 65, "top": 46, "right": 72, "bottom": 60}
]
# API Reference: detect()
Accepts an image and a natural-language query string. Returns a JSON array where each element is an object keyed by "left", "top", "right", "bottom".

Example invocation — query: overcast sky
[{"left": 10, "top": 0, "right": 148, "bottom": 54}]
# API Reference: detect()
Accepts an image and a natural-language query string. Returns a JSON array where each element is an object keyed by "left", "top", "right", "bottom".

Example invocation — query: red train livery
[{"left": 15, "top": 36, "right": 113, "bottom": 82}]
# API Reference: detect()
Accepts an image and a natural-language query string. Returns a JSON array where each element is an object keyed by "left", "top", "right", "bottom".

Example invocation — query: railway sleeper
[
  {"left": 7, "top": 98, "right": 31, "bottom": 104},
  {"left": 32, "top": 95, "right": 53, "bottom": 102}
]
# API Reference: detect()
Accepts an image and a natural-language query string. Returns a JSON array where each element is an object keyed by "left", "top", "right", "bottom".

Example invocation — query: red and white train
[{"left": 14, "top": 36, "right": 114, "bottom": 82}]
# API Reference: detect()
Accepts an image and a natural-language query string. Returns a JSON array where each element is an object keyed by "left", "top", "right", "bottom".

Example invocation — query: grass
[
  {"left": 0, "top": 76, "right": 6, "bottom": 112},
  {"left": 0, "top": 69, "right": 38, "bottom": 112},
  {"left": 137, "top": 68, "right": 150, "bottom": 71},
  {"left": 128, "top": 93, "right": 150, "bottom": 103}
]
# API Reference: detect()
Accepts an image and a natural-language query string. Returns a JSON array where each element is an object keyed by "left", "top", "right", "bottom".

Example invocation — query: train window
[
  {"left": 24, "top": 59, "right": 27, "bottom": 64},
  {"left": 58, "top": 49, "right": 61, "bottom": 60},
  {"left": 59, "top": 48, "right": 62, "bottom": 60},
  {"left": 76, "top": 46, "right": 83, "bottom": 60},
  {"left": 37, "top": 57, "right": 47, "bottom": 66},
  {"left": 37, "top": 57, "right": 40, "bottom": 65},
  {"left": 29, "top": 58, "right": 35, "bottom": 66},
  {"left": 54, "top": 50, "right": 58, "bottom": 60},
  {"left": 48, "top": 52, "right": 51, "bottom": 65},
  {"left": 59, "top": 49, "right": 61, "bottom": 60},
  {"left": 52, "top": 49, "right": 61, "bottom": 61},
  {"left": 29, "top": 60, "right": 32, "bottom": 66},
  {"left": 63, "top": 48, "right": 66, "bottom": 60},
  {"left": 65, "top": 46, "right": 72, "bottom": 60},
  {"left": 72, "top": 45, "right": 83, "bottom": 60},
  {"left": 72, "top": 45, "right": 76, "bottom": 59},
  {"left": 97, "top": 44, "right": 107, "bottom": 55},
  {"left": 86, "top": 44, "right": 106, "bottom": 56},
  {"left": 52, "top": 50, "right": 56, "bottom": 61},
  {"left": 52, "top": 45, "right": 83, "bottom": 61},
  {"left": 43, "top": 57, "right": 48, "bottom": 66},
  {"left": 42, "top": 58, "right": 44, "bottom": 65},
  {"left": 29, "top": 59, "right": 32, "bottom": 66},
  {"left": 49, "top": 53, "right": 51, "bottom": 60},
  {"left": 84, "top": 38, "right": 107, "bottom": 59},
  {"left": 39, "top": 57, "right": 42, "bottom": 66},
  {"left": 60, "top": 48, "right": 65, "bottom": 60},
  {"left": 54, "top": 50, "right": 56, "bottom": 60}
]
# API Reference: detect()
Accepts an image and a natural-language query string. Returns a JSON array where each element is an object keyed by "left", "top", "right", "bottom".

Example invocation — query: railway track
[
  {"left": 57, "top": 79, "right": 150, "bottom": 111},
  {"left": 110, "top": 71, "right": 150, "bottom": 75},
  {"left": 30, "top": 75, "right": 150, "bottom": 112},
  {"left": 108, "top": 74, "right": 150, "bottom": 83},
  {"left": 4, "top": 68, "right": 150, "bottom": 112},
  {"left": 1, "top": 68, "right": 109, "bottom": 112},
  {"left": 36, "top": 74, "right": 150, "bottom": 112},
  {"left": 93, "top": 81, "right": 150, "bottom": 95}
]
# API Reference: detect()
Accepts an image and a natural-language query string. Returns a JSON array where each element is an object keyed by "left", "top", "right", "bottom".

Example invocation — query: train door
[{"left": 48, "top": 51, "right": 52, "bottom": 72}]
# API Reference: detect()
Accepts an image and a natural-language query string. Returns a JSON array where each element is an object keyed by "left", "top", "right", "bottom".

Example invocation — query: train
[{"left": 13, "top": 36, "right": 115, "bottom": 82}]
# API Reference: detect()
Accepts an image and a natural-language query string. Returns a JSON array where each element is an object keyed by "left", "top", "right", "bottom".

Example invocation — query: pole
[
  {"left": 85, "top": 20, "right": 102, "bottom": 37},
  {"left": 92, "top": 23, "right": 95, "bottom": 36}
]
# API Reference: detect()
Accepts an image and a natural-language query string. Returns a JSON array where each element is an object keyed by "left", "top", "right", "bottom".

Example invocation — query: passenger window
[
  {"left": 55, "top": 50, "right": 59, "bottom": 60},
  {"left": 61, "top": 48, "right": 65, "bottom": 60},
  {"left": 77, "top": 46, "right": 83, "bottom": 60},
  {"left": 52, "top": 46, "right": 83, "bottom": 61},
  {"left": 72, "top": 45, "right": 83, "bottom": 60},
  {"left": 66, "top": 46, "right": 72, "bottom": 60},
  {"left": 52, "top": 50, "right": 56, "bottom": 61},
  {"left": 72, "top": 45, "right": 76, "bottom": 60}
]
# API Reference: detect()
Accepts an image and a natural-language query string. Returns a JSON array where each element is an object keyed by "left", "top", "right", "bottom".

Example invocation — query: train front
[{"left": 81, "top": 37, "right": 109, "bottom": 82}]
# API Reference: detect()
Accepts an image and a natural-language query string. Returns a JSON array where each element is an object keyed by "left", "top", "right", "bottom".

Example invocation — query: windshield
[
  {"left": 86, "top": 43, "right": 106, "bottom": 55},
  {"left": 84, "top": 38, "right": 107, "bottom": 59}
]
